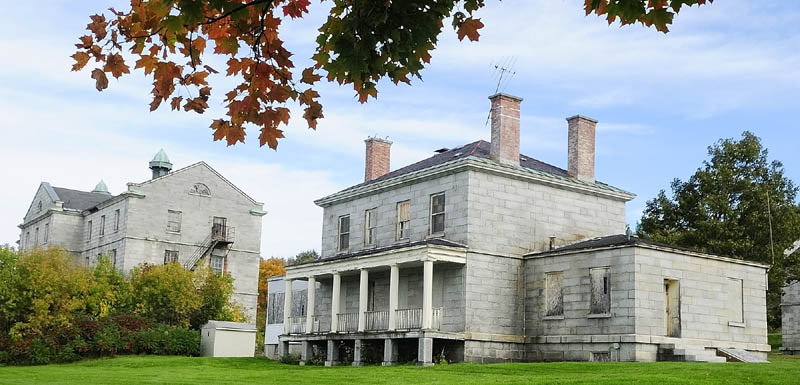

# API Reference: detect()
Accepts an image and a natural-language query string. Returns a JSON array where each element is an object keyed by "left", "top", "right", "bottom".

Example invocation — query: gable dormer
[{"left": 22, "top": 182, "right": 61, "bottom": 224}]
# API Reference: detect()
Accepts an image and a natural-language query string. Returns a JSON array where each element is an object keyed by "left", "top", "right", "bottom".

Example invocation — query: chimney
[
  {"left": 489, "top": 93, "right": 523, "bottom": 166},
  {"left": 566, "top": 115, "right": 597, "bottom": 183},
  {"left": 364, "top": 137, "right": 392, "bottom": 182}
]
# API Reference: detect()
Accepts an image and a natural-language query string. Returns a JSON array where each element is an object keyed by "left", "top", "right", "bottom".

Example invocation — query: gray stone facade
[
  {"left": 18, "top": 156, "right": 265, "bottom": 322},
  {"left": 782, "top": 281, "right": 800, "bottom": 354}
]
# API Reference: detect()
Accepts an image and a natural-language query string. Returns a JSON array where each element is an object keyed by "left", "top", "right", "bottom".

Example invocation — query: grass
[
  {"left": 769, "top": 333, "right": 783, "bottom": 352},
  {"left": 1, "top": 354, "right": 800, "bottom": 385}
]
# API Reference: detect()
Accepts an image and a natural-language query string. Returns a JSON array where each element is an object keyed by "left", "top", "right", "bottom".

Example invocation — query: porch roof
[{"left": 284, "top": 238, "right": 467, "bottom": 280}]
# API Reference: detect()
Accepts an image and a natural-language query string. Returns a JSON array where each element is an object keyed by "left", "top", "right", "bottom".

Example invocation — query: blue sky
[{"left": 1, "top": 1, "right": 798, "bottom": 258}]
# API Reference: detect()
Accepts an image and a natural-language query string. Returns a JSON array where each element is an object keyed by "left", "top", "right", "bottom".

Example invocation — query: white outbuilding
[{"left": 201, "top": 321, "right": 257, "bottom": 357}]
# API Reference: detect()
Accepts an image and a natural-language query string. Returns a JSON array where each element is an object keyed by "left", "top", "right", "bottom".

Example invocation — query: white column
[
  {"left": 283, "top": 278, "right": 293, "bottom": 334},
  {"left": 422, "top": 260, "right": 433, "bottom": 329},
  {"left": 305, "top": 276, "right": 316, "bottom": 334},
  {"left": 358, "top": 268, "right": 369, "bottom": 332},
  {"left": 331, "top": 272, "right": 341, "bottom": 333},
  {"left": 388, "top": 264, "right": 399, "bottom": 330}
]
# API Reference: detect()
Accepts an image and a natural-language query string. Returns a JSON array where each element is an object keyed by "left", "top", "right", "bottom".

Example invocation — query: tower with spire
[{"left": 149, "top": 149, "right": 173, "bottom": 179}]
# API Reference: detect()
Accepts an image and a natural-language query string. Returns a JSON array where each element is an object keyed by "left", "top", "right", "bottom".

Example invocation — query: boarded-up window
[
  {"left": 728, "top": 278, "right": 744, "bottom": 323},
  {"left": 293, "top": 289, "right": 307, "bottom": 317},
  {"left": 545, "top": 272, "right": 564, "bottom": 317},
  {"left": 164, "top": 250, "right": 179, "bottom": 264},
  {"left": 267, "top": 292, "right": 284, "bottom": 324},
  {"left": 396, "top": 201, "right": 411, "bottom": 240},
  {"left": 590, "top": 267, "right": 611, "bottom": 315},
  {"left": 167, "top": 210, "right": 182, "bottom": 232}
]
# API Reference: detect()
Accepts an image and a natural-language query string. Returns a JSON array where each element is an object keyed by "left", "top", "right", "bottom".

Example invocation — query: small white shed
[{"left": 201, "top": 321, "right": 257, "bottom": 357}]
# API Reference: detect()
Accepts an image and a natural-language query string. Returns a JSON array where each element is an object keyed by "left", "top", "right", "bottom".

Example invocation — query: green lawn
[{"left": 1, "top": 354, "right": 799, "bottom": 385}]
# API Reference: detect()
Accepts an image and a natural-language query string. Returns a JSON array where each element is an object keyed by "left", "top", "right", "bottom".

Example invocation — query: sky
[{"left": 1, "top": 1, "right": 798, "bottom": 258}]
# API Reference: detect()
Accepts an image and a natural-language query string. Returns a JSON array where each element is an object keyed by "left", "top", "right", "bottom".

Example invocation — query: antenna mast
[{"left": 485, "top": 57, "right": 517, "bottom": 127}]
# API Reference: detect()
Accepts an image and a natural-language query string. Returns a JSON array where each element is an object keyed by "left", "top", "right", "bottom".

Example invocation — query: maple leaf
[
  {"left": 259, "top": 125, "right": 284, "bottom": 149},
  {"left": 135, "top": 55, "right": 159, "bottom": 75},
  {"left": 456, "top": 18, "right": 484, "bottom": 42},
  {"left": 75, "top": 35, "right": 93, "bottom": 49},
  {"left": 87, "top": 14, "right": 108, "bottom": 41},
  {"left": 91, "top": 68, "right": 108, "bottom": 91},
  {"left": 282, "top": 0, "right": 311, "bottom": 19},
  {"left": 103, "top": 54, "right": 130, "bottom": 78},
  {"left": 301, "top": 67, "right": 321, "bottom": 85},
  {"left": 71, "top": 52, "right": 90, "bottom": 71},
  {"left": 150, "top": 96, "right": 162, "bottom": 111},
  {"left": 170, "top": 96, "right": 183, "bottom": 110},
  {"left": 183, "top": 97, "right": 209, "bottom": 113}
]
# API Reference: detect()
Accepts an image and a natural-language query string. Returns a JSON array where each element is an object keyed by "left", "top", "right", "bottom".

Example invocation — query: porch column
[
  {"left": 283, "top": 278, "right": 293, "bottom": 334},
  {"left": 325, "top": 340, "right": 339, "bottom": 366},
  {"left": 422, "top": 259, "right": 433, "bottom": 329},
  {"left": 418, "top": 337, "right": 433, "bottom": 366},
  {"left": 358, "top": 268, "right": 369, "bottom": 332},
  {"left": 305, "top": 276, "right": 316, "bottom": 334},
  {"left": 331, "top": 272, "right": 341, "bottom": 333},
  {"left": 388, "top": 264, "right": 399, "bottom": 330}
]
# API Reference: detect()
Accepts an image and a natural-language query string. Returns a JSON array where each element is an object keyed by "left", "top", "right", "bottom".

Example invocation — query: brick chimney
[
  {"left": 364, "top": 137, "right": 392, "bottom": 182},
  {"left": 566, "top": 115, "right": 597, "bottom": 183},
  {"left": 489, "top": 93, "right": 523, "bottom": 166}
]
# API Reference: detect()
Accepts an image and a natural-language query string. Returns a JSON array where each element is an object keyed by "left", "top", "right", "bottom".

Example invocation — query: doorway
[
  {"left": 212, "top": 216, "right": 227, "bottom": 238},
  {"left": 664, "top": 279, "right": 681, "bottom": 337}
]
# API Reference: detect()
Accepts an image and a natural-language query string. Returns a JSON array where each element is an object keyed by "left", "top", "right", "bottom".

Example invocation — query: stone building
[
  {"left": 782, "top": 281, "right": 800, "bottom": 355},
  {"left": 18, "top": 150, "right": 266, "bottom": 321},
  {"left": 267, "top": 93, "right": 770, "bottom": 364}
]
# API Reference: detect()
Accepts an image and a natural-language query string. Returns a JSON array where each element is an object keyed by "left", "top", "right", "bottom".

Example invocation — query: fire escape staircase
[{"left": 183, "top": 224, "right": 235, "bottom": 271}]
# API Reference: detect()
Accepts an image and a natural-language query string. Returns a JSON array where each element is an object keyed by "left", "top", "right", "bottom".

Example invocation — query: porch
[{"left": 279, "top": 240, "right": 467, "bottom": 365}]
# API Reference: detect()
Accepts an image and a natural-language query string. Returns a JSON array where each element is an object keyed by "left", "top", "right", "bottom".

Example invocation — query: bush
[
  {"left": 279, "top": 353, "right": 301, "bottom": 365},
  {"left": 0, "top": 248, "right": 234, "bottom": 365}
]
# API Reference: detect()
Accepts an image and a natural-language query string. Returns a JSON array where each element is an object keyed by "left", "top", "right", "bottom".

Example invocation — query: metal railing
[
  {"left": 288, "top": 316, "right": 305, "bottom": 334},
  {"left": 337, "top": 312, "right": 358, "bottom": 332},
  {"left": 364, "top": 310, "right": 389, "bottom": 331},
  {"left": 183, "top": 225, "right": 235, "bottom": 270}
]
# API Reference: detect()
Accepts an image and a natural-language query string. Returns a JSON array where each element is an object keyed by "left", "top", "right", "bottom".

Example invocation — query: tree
[
  {"left": 638, "top": 131, "right": 800, "bottom": 329},
  {"left": 73, "top": 0, "right": 712, "bottom": 149}
]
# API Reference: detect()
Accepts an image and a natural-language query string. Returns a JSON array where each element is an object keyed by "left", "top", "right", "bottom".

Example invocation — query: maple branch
[{"left": 203, "top": 0, "right": 273, "bottom": 25}]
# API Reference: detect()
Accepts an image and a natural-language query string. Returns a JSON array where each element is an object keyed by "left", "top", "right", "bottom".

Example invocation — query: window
[
  {"left": 590, "top": 267, "right": 611, "bottom": 315},
  {"left": 85, "top": 255, "right": 90, "bottom": 266},
  {"left": 338, "top": 215, "right": 350, "bottom": 251},
  {"left": 164, "top": 250, "right": 179, "bottom": 264},
  {"left": 43, "top": 223, "right": 49, "bottom": 243},
  {"left": 99, "top": 215, "right": 106, "bottom": 236},
  {"left": 211, "top": 256, "right": 224, "bottom": 274},
  {"left": 111, "top": 249, "right": 117, "bottom": 268},
  {"left": 113, "top": 209, "right": 120, "bottom": 232},
  {"left": 37, "top": 201, "right": 42, "bottom": 213},
  {"left": 545, "top": 272, "right": 564, "bottom": 317},
  {"left": 167, "top": 210, "right": 182, "bottom": 233},
  {"left": 429, "top": 193, "right": 445, "bottom": 234},
  {"left": 396, "top": 201, "right": 410, "bottom": 240},
  {"left": 25, "top": 232, "right": 30, "bottom": 249},
  {"left": 87, "top": 220, "right": 93, "bottom": 241},
  {"left": 35, "top": 227, "right": 39, "bottom": 245},
  {"left": 728, "top": 278, "right": 744, "bottom": 324},
  {"left": 364, "top": 208, "right": 377, "bottom": 246},
  {"left": 191, "top": 183, "right": 211, "bottom": 196}
]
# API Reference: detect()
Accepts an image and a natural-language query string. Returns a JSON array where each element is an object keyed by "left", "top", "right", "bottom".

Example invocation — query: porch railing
[
  {"left": 395, "top": 308, "right": 442, "bottom": 330},
  {"left": 432, "top": 307, "right": 442, "bottom": 330},
  {"left": 288, "top": 316, "right": 305, "bottom": 334},
  {"left": 337, "top": 312, "right": 358, "bottom": 332},
  {"left": 395, "top": 308, "right": 422, "bottom": 330},
  {"left": 365, "top": 310, "right": 389, "bottom": 331}
]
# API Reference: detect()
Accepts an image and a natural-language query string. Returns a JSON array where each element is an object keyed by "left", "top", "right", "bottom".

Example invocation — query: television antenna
[{"left": 485, "top": 57, "right": 518, "bottom": 128}]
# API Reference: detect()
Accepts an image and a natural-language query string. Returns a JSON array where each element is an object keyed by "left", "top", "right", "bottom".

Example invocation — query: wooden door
[{"left": 664, "top": 279, "right": 681, "bottom": 337}]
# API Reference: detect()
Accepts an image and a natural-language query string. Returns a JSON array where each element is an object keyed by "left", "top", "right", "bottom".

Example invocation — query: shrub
[{"left": 279, "top": 353, "right": 301, "bottom": 365}]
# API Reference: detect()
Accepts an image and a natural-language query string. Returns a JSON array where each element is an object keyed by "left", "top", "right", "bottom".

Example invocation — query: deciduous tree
[
  {"left": 73, "top": 0, "right": 712, "bottom": 149},
  {"left": 638, "top": 131, "right": 800, "bottom": 329}
]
